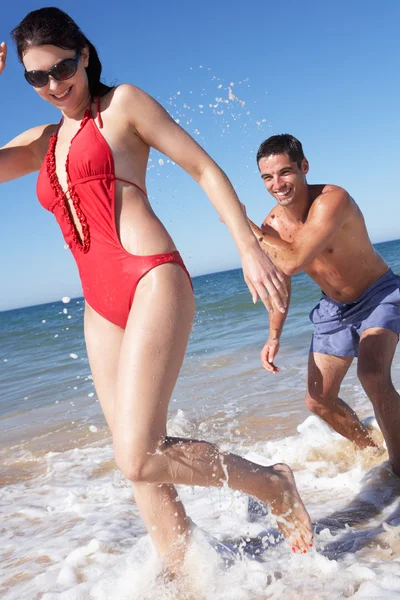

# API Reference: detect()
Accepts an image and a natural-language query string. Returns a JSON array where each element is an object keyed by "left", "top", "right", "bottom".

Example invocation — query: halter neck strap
[{"left": 90, "top": 97, "right": 103, "bottom": 129}]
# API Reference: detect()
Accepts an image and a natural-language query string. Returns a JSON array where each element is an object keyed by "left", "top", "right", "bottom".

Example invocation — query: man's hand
[
  {"left": 0, "top": 42, "right": 7, "bottom": 76},
  {"left": 261, "top": 338, "right": 280, "bottom": 373}
]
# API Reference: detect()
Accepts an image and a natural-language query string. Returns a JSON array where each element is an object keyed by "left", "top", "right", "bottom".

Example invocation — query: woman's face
[{"left": 22, "top": 44, "right": 90, "bottom": 111}]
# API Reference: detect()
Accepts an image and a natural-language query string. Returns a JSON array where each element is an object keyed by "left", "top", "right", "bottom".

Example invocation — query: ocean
[{"left": 1, "top": 238, "right": 400, "bottom": 600}]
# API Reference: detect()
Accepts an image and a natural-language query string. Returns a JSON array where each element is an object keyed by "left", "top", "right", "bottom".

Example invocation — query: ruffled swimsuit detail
[{"left": 37, "top": 99, "right": 191, "bottom": 329}]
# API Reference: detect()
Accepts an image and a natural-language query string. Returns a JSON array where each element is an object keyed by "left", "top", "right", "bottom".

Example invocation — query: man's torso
[{"left": 262, "top": 184, "right": 388, "bottom": 302}]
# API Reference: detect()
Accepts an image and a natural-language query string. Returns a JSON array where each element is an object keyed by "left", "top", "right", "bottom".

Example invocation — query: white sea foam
[{"left": 2, "top": 402, "right": 400, "bottom": 599}]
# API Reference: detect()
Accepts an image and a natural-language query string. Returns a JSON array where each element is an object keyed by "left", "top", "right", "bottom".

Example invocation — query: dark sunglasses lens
[
  {"left": 24, "top": 57, "right": 78, "bottom": 87},
  {"left": 24, "top": 71, "right": 49, "bottom": 87},
  {"left": 53, "top": 59, "right": 78, "bottom": 81}
]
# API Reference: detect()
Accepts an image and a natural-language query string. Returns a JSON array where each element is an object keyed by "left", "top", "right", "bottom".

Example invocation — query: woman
[{"left": 1, "top": 7, "right": 312, "bottom": 569}]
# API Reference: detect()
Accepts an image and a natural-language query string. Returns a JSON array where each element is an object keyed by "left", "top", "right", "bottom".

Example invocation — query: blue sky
[{"left": 1, "top": 0, "right": 399, "bottom": 310}]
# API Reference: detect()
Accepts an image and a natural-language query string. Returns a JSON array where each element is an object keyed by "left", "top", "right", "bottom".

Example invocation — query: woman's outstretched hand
[
  {"left": 0, "top": 42, "right": 7, "bottom": 75},
  {"left": 241, "top": 245, "right": 288, "bottom": 313},
  {"left": 219, "top": 204, "right": 287, "bottom": 311}
]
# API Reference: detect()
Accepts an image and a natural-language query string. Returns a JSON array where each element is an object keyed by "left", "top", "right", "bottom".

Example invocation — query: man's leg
[
  {"left": 358, "top": 328, "right": 400, "bottom": 475},
  {"left": 306, "top": 352, "right": 377, "bottom": 449}
]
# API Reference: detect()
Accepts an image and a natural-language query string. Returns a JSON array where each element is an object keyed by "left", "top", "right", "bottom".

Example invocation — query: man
[{"left": 248, "top": 134, "right": 400, "bottom": 475}]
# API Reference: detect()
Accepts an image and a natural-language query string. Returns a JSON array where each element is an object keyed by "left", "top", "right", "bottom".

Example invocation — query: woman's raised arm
[
  {"left": 0, "top": 126, "right": 53, "bottom": 183},
  {"left": 0, "top": 42, "right": 51, "bottom": 183}
]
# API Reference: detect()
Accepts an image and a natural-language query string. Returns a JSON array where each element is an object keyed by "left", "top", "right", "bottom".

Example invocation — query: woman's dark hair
[
  {"left": 257, "top": 134, "right": 305, "bottom": 168},
  {"left": 11, "top": 7, "right": 112, "bottom": 98}
]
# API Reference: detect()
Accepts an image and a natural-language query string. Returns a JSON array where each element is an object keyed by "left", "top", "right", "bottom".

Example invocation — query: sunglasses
[{"left": 24, "top": 52, "right": 81, "bottom": 88}]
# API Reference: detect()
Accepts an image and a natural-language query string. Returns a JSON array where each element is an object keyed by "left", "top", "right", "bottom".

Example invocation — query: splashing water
[{"left": 147, "top": 66, "right": 270, "bottom": 184}]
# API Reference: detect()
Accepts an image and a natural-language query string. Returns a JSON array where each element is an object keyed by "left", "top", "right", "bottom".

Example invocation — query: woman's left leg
[
  {"left": 114, "top": 263, "right": 312, "bottom": 556},
  {"left": 113, "top": 263, "right": 195, "bottom": 563},
  {"left": 84, "top": 301, "right": 190, "bottom": 565}
]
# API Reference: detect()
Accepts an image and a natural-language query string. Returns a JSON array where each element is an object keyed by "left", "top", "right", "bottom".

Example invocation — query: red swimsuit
[{"left": 37, "top": 99, "right": 191, "bottom": 329}]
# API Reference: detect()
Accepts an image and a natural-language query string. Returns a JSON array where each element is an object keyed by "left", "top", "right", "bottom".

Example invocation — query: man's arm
[
  {"left": 270, "top": 276, "right": 291, "bottom": 339},
  {"left": 248, "top": 189, "right": 351, "bottom": 275},
  {"left": 262, "top": 276, "right": 291, "bottom": 373}
]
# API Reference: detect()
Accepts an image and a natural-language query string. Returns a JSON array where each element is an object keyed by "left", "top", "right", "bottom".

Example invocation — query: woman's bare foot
[{"left": 265, "top": 463, "right": 313, "bottom": 553}]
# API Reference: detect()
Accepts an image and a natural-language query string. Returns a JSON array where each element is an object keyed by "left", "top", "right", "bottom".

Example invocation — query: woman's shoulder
[
  {"left": 104, "top": 85, "right": 162, "bottom": 133},
  {"left": 107, "top": 84, "right": 155, "bottom": 111},
  {"left": 4, "top": 123, "right": 57, "bottom": 153},
  {"left": 1, "top": 123, "right": 58, "bottom": 179},
  {"left": 30, "top": 124, "right": 59, "bottom": 159}
]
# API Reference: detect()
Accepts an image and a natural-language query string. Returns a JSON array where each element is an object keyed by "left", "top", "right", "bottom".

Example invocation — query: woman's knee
[
  {"left": 114, "top": 443, "right": 155, "bottom": 483},
  {"left": 115, "top": 454, "right": 145, "bottom": 483}
]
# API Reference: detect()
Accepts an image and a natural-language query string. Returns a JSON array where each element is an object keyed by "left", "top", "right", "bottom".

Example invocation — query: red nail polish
[
  {"left": 309, "top": 544, "right": 313, "bottom": 547},
  {"left": 292, "top": 546, "right": 296, "bottom": 552}
]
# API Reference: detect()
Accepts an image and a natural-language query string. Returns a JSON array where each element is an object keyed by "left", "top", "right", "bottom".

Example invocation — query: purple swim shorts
[{"left": 309, "top": 269, "right": 400, "bottom": 357}]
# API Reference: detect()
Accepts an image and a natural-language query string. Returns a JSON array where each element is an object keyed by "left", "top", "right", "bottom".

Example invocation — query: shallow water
[{"left": 1, "top": 239, "right": 400, "bottom": 599}]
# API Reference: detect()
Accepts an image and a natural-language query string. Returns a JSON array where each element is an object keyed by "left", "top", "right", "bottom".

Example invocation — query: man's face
[{"left": 258, "top": 153, "right": 309, "bottom": 207}]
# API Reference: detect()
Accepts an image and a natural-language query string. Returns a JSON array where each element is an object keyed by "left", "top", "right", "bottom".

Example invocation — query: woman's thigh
[
  {"left": 84, "top": 303, "right": 124, "bottom": 429},
  {"left": 84, "top": 299, "right": 189, "bottom": 545},
  {"left": 114, "top": 263, "right": 195, "bottom": 458}
]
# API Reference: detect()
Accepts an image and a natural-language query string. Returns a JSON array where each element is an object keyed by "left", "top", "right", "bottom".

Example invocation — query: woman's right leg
[
  {"left": 85, "top": 263, "right": 312, "bottom": 563},
  {"left": 84, "top": 304, "right": 190, "bottom": 566},
  {"left": 113, "top": 265, "right": 312, "bottom": 555}
]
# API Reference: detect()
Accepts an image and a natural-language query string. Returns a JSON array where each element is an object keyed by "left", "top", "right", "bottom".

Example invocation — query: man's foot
[
  {"left": 354, "top": 426, "right": 380, "bottom": 450},
  {"left": 352, "top": 415, "right": 384, "bottom": 451},
  {"left": 266, "top": 463, "right": 313, "bottom": 553}
]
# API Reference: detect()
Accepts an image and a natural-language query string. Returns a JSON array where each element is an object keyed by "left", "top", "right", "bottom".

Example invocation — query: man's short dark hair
[{"left": 256, "top": 134, "right": 305, "bottom": 168}]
